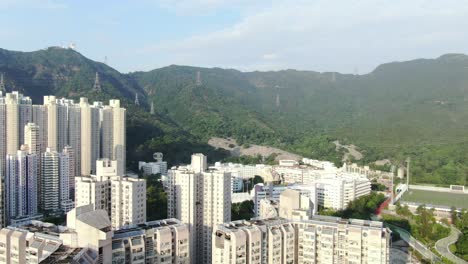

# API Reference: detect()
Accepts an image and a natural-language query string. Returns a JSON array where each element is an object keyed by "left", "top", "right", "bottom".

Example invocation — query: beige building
[
  {"left": 75, "top": 159, "right": 146, "bottom": 229},
  {"left": 168, "top": 153, "right": 231, "bottom": 264},
  {"left": 0, "top": 204, "right": 113, "bottom": 263},
  {"left": 112, "top": 218, "right": 190, "bottom": 264},
  {"left": 213, "top": 216, "right": 391, "bottom": 264},
  {"left": 101, "top": 99, "right": 126, "bottom": 174},
  {"left": 0, "top": 205, "right": 190, "bottom": 264}
]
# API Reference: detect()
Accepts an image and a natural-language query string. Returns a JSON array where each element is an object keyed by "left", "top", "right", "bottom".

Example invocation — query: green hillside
[
  {"left": 132, "top": 55, "right": 468, "bottom": 185},
  {"left": 1, "top": 47, "right": 467, "bottom": 185},
  {"left": 0, "top": 47, "right": 229, "bottom": 168}
]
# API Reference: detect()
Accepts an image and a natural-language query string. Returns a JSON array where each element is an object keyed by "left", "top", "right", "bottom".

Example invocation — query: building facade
[
  {"left": 5, "top": 147, "right": 38, "bottom": 223},
  {"left": 167, "top": 153, "right": 231, "bottom": 264},
  {"left": 213, "top": 216, "right": 391, "bottom": 264},
  {"left": 75, "top": 159, "right": 146, "bottom": 229}
]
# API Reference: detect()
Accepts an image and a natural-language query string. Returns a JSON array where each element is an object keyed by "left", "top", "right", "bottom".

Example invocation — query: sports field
[{"left": 401, "top": 189, "right": 468, "bottom": 209}]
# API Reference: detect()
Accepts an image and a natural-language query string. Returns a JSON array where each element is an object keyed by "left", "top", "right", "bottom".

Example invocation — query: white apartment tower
[
  {"left": 41, "top": 147, "right": 73, "bottom": 214},
  {"left": 101, "top": 99, "right": 126, "bottom": 174},
  {"left": 41, "top": 148, "right": 60, "bottom": 213},
  {"left": 80, "top": 97, "right": 101, "bottom": 175},
  {"left": 24, "top": 123, "right": 40, "bottom": 154},
  {"left": 5, "top": 146, "right": 38, "bottom": 223},
  {"left": 168, "top": 153, "right": 231, "bottom": 264},
  {"left": 0, "top": 92, "right": 32, "bottom": 227},
  {"left": 75, "top": 159, "right": 146, "bottom": 229}
]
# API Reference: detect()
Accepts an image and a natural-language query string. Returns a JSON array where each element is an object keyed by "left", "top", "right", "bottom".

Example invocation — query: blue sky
[{"left": 1, "top": 0, "right": 467, "bottom": 73}]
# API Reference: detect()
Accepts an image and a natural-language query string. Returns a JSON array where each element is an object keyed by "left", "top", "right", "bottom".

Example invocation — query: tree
[{"left": 231, "top": 200, "right": 254, "bottom": 221}]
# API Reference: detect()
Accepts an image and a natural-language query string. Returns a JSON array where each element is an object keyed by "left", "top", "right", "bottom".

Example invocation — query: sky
[{"left": 0, "top": 0, "right": 467, "bottom": 73}]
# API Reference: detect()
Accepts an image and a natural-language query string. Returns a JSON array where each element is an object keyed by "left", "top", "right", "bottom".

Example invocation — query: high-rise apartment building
[
  {"left": 101, "top": 99, "right": 126, "bottom": 174},
  {"left": 213, "top": 216, "right": 391, "bottom": 264},
  {"left": 5, "top": 147, "right": 38, "bottom": 223},
  {"left": 79, "top": 98, "right": 101, "bottom": 175},
  {"left": 75, "top": 159, "right": 146, "bottom": 229},
  {"left": 41, "top": 147, "right": 73, "bottom": 214},
  {"left": 0, "top": 91, "right": 126, "bottom": 226},
  {"left": 168, "top": 153, "right": 231, "bottom": 264}
]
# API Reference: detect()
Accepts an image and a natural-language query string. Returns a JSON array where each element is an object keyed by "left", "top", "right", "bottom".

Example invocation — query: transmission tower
[
  {"left": 93, "top": 72, "right": 101, "bottom": 92},
  {"left": 406, "top": 157, "right": 410, "bottom": 190},
  {"left": 135, "top": 93, "right": 140, "bottom": 106},
  {"left": 196, "top": 71, "right": 202, "bottom": 86},
  {"left": 0, "top": 73, "right": 5, "bottom": 92}
]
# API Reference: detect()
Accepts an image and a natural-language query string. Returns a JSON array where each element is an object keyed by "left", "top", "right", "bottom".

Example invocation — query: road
[
  {"left": 385, "top": 223, "right": 440, "bottom": 263},
  {"left": 435, "top": 226, "right": 467, "bottom": 264}
]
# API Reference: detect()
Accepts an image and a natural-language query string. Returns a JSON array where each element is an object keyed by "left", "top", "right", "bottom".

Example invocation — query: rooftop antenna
[
  {"left": 0, "top": 73, "right": 5, "bottom": 92},
  {"left": 93, "top": 72, "right": 101, "bottom": 92},
  {"left": 135, "top": 93, "right": 140, "bottom": 106},
  {"left": 196, "top": 71, "right": 202, "bottom": 86},
  {"left": 150, "top": 101, "right": 155, "bottom": 115}
]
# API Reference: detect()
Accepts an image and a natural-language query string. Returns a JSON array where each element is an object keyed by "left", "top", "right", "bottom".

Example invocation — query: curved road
[{"left": 435, "top": 226, "right": 467, "bottom": 264}]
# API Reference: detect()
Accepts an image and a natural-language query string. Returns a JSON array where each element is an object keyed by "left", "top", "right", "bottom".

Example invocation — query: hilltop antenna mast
[
  {"left": 150, "top": 101, "right": 155, "bottom": 114},
  {"left": 93, "top": 72, "right": 101, "bottom": 92},
  {"left": 104, "top": 56, "right": 108, "bottom": 65},
  {"left": 0, "top": 73, "right": 5, "bottom": 92},
  {"left": 135, "top": 93, "right": 140, "bottom": 106},
  {"left": 196, "top": 71, "right": 202, "bottom": 86}
]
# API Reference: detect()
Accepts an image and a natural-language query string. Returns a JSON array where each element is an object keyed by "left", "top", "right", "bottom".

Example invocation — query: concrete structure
[
  {"left": 278, "top": 189, "right": 314, "bottom": 220},
  {"left": 0, "top": 205, "right": 190, "bottom": 264},
  {"left": 252, "top": 183, "right": 287, "bottom": 216},
  {"left": 211, "top": 162, "right": 272, "bottom": 179},
  {"left": 138, "top": 160, "right": 168, "bottom": 175},
  {"left": 112, "top": 218, "right": 190, "bottom": 264},
  {"left": 75, "top": 159, "right": 146, "bottom": 229},
  {"left": 40, "top": 147, "right": 73, "bottom": 215},
  {"left": 5, "top": 147, "right": 38, "bottom": 223},
  {"left": 0, "top": 92, "right": 32, "bottom": 227},
  {"left": 168, "top": 153, "right": 231, "bottom": 264},
  {"left": 80, "top": 97, "right": 101, "bottom": 176},
  {"left": 253, "top": 173, "right": 371, "bottom": 216},
  {"left": 213, "top": 216, "right": 391, "bottom": 264},
  {"left": 101, "top": 99, "right": 126, "bottom": 174}
]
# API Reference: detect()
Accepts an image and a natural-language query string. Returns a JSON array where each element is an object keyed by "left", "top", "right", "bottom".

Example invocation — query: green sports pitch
[{"left": 401, "top": 189, "right": 468, "bottom": 209}]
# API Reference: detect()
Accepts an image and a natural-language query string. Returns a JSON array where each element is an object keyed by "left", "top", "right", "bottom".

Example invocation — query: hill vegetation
[{"left": 1, "top": 47, "right": 468, "bottom": 185}]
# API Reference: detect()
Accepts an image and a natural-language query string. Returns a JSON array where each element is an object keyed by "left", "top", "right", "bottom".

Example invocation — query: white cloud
[{"left": 128, "top": 0, "right": 468, "bottom": 73}]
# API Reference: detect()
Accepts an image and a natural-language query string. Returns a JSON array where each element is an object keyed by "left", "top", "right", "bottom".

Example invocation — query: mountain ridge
[{"left": 1, "top": 47, "right": 468, "bottom": 185}]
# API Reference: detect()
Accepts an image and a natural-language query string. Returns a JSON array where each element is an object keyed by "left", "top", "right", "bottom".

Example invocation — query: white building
[
  {"left": 252, "top": 183, "right": 287, "bottom": 217},
  {"left": 40, "top": 147, "right": 74, "bottom": 215},
  {"left": 253, "top": 173, "right": 371, "bottom": 216},
  {"left": 5, "top": 147, "right": 38, "bottom": 223},
  {"left": 112, "top": 218, "right": 190, "bottom": 264},
  {"left": 101, "top": 99, "right": 126, "bottom": 174},
  {"left": 75, "top": 159, "right": 146, "bottom": 229},
  {"left": 0, "top": 205, "right": 190, "bottom": 264},
  {"left": 138, "top": 160, "right": 168, "bottom": 175},
  {"left": 211, "top": 162, "right": 272, "bottom": 179},
  {"left": 0, "top": 92, "right": 127, "bottom": 226},
  {"left": 213, "top": 216, "right": 391, "bottom": 264},
  {"left": 168, "top": 153, "right": 231, "bottom": 264}
]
